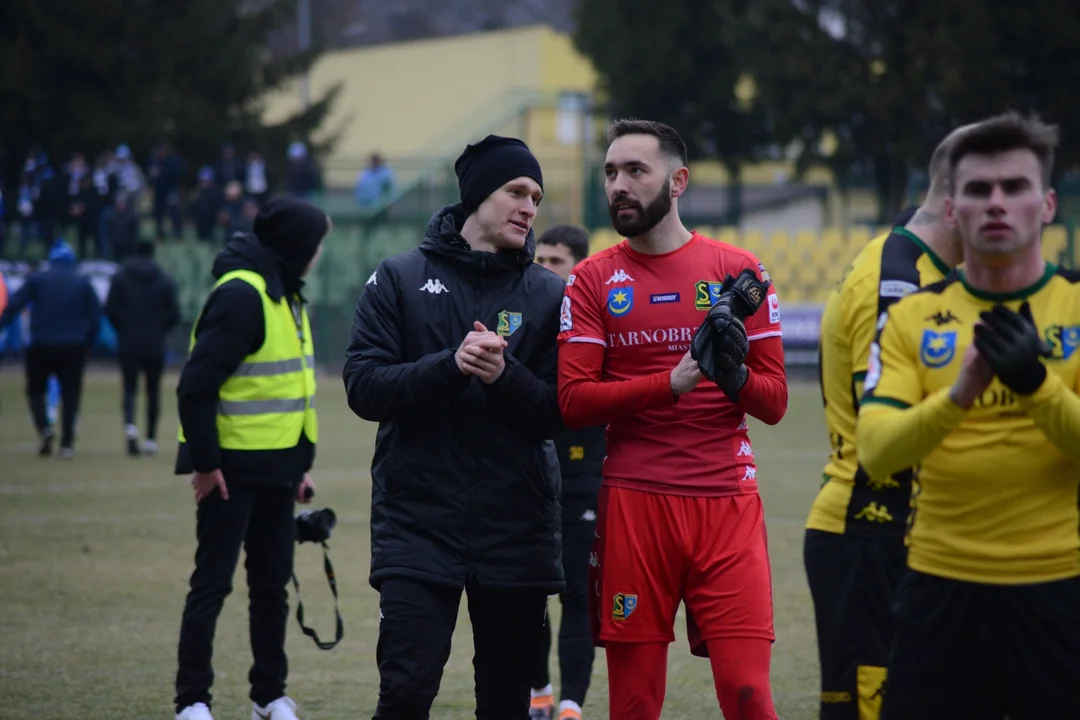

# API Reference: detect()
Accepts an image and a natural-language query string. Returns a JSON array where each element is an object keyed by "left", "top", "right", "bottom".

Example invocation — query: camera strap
[{"left": 290, "top": 540, "right": 344, "bottom": 650}]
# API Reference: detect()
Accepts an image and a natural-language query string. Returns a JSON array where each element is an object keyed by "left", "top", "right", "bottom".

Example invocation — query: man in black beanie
[
  {"left": 172, "top": 196, "right": 330, "bottom": 720},
  {"left": 344, "top": 135, "right": 567, "bottom": 719}
]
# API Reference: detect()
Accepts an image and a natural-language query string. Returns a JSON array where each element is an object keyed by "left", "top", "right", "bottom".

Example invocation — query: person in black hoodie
[
  {"left": 172, "top": 198, "right": 330, "bottom": 720},
  {"left": 343, "top": 135, "right": 566, "bottom": 720},
  {"left": 0, "top": 240, "right": 100, "bottom": 458},
  {"left": 104, "top": 240, "right": 180, "bottom": 456}
]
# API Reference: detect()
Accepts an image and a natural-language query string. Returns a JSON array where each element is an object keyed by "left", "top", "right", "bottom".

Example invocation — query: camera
[{"left": 295, "top": 508, "right": 337, "bottom": 544}]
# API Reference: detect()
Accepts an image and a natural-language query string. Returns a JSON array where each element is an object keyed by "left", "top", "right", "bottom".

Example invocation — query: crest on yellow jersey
[{"left": 919, "top": 329, "right": 957, "bottom": 368}]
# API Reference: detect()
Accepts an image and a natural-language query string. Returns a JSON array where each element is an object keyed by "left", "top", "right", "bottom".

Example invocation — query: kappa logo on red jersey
[{"left": 605, "top": 269, "right": 635, "bottom": 284}]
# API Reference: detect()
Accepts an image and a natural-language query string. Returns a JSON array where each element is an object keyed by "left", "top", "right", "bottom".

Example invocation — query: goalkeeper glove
[
  {"left": 690, "top": 294, "right": 750, "bottom": 395},
  {"left": 690, "top": 268, "right": 769, "bottom": 401},
  {"left": 972, "top": 302, "right": 1053, "bottom": 395}
]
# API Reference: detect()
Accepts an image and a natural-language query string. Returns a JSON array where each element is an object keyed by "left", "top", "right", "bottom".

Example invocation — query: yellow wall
[
  {"left": 538, "top": 30, "right": 597, "bottom": 91},
  {"left": 263, "top": 26, "right": 561, "bottom": 184},
  {"left": 262, "top": 25, "right": 601, "bottom": 189}
]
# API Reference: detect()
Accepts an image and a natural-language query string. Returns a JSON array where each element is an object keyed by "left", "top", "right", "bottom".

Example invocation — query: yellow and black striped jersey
[
  {"left": 806, "top": 226, "right": 952, "bottom": 538},
  {"left": 858, "top": 263, "right": 1080, "bottom": 584}
]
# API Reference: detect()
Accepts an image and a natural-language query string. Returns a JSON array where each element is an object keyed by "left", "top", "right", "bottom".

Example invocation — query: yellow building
[{"left": 262, "top": 24, "right": 598, "bottom": 207}]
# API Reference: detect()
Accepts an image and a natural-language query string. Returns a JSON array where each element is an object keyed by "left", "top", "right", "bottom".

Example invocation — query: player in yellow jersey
[
  {"left": 804, "top": 124, "right": 975, "bottom": 720},
  {"left": 858, "top": 112, "right": 1080, "bottom": 719}
]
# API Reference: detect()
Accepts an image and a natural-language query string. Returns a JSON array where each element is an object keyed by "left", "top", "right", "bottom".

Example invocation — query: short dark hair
[
  {"left": 948, "top": 111, "right": 1060, "bottom": 190},
  {"left": 135, "top": 239, "right": 156, "bottom": 258},
  {"left": 538, "top": 224, "right": 590, "bottom": 262},
  {"left": 605, "top": 118, "right": 689, "bottom": 167}
]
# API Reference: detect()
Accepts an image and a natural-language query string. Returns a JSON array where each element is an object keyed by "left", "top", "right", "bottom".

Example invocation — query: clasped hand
[
  {"left": 456, "top": 321, "right": 507, "bottom": 384},
  {"left": 972, "top": 302, "right": 1051, "bottom": 395},
  {"left": 953, "top": 302, "right": 1051, "bottom": 408}
]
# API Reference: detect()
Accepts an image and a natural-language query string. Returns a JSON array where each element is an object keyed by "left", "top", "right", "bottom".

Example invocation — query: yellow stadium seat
[
  {"left": 793, "top": 262, "right": 823, "bottom": 289},
  {"left": 742, "top": 229, "right": 766, "bottom": 254},
  {"left": 821, "top": 228, "right": 844, "bottom": 252},
  {"left": 794, "top": 230, "right": 818, "bottom": 253},
  {"left": 765, "top": 260, "right": 793, "bottom": 289},
  {"left": 589, "top": 229, "right": 622, "bottom": 255},
  {"left": 1042, "top": 225, "right": 1068, "bottom": 265},
  {"left": 847, "top": 227, "right": 873, "bottom": 249},
  {"left": 808, "top": 242, "right": 831, "bottom": 266},
  {"left": 717, "top": 227, "right": 740, "bottom": 248},
  {"left": 769, "top": 230, "right": 791, "bottom": 252},
  {"left": 784, "top": 285, "right": 813, "bottom": 304}
]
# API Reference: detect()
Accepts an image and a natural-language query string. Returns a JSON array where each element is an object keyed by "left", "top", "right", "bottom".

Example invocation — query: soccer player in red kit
[{"left": 557, "top": 119, "right": 787, "bottom": 719}]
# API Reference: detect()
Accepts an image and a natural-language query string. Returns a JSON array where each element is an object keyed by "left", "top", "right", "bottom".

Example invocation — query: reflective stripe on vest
[
  {"left": 178, "top": 269, "right": 318, "bottom": 450},
  {"left": 232, "top": 356, "right": 316, "bottom": 377}
]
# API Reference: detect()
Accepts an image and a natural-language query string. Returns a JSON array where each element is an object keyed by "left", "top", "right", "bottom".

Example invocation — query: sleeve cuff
[{"left": 1019, "top": 368, "right": 1063, "bottom": 409}]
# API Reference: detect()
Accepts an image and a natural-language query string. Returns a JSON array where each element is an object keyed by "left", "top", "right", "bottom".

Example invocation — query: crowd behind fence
[{"left": 3, "top": 215, "right": 1076, "bottom": 373}]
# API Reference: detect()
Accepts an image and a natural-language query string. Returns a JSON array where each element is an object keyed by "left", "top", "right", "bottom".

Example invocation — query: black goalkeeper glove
[
  {"left": 972, "top": 302, "right": 1053, "bottom": 395},
  {"left": 691, "top": 291, "right": 750, "bottom": 387},
  {"left": 690, "top": 268, "right": 770, "bottom": 401}
]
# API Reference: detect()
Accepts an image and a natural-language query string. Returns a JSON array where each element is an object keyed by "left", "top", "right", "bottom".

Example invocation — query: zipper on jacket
[{"left": 465, "top": 255, "right": 488, "bottom": 572}]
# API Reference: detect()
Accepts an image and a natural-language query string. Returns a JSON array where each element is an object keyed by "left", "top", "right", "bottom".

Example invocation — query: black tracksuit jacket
[{"left": 343, "top": 203, "right": 567, "bottom": 593}]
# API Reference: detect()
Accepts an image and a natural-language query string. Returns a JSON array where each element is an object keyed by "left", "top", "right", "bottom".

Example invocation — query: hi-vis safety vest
[{"left": 178, "top": 269, "right": 318, "bottom": 450}]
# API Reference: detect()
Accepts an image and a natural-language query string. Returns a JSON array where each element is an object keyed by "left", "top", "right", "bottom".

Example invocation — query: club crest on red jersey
[
  {"left": 694, "top": 280, "right": 725, "bottom": 311},
  {"left": 607, "top": 287, "right": 634, "bottom": 316},
  {"left": 612, "top": 593, "right": 637, "bottom": 620}
]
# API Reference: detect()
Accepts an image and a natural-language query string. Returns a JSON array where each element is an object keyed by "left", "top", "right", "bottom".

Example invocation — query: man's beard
[{"left": 609, "top": 179, "right": 672, "bottom": 237}]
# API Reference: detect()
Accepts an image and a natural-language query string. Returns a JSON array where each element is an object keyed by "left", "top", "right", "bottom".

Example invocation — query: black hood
[
  {"left": 211, "top": 233, "right": 293, "bottom": 301},
  {"left": 418, "top": 203, "right": 535, "bottom": 280},
  {"left": 253, "top": 197, "right": 328, "bottom": 281},
  {"left": 123, "top": 256, "right": 164, "bottom": 283}
]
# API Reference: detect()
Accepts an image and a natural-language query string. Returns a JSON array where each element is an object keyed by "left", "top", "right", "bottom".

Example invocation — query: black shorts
[
  {"left": 804, "top": 529, "right": 907, "bottom": 720},
  {"left": 882, "top": 569, "right": 1080, "bottom": 720}
]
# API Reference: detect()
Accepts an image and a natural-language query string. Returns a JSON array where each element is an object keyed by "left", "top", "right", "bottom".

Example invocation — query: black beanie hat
[
  {"left": 454, "top": 135, "right": 543, "bottom": 217},
  {"left": 253, "top": 197, "right": 330, "bottom": 278}
]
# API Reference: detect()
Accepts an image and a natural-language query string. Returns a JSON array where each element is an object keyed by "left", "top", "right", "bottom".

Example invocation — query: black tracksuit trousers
[
  {"left": 174, "top": 484, "right": 296, "bottom": 712},
  {"left": 373, "top": 577, "right": 548, "bottom": 720}
]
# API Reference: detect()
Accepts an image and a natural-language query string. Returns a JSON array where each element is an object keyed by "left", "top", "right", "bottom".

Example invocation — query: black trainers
[
  {"left": 125, "top": 424, "right": 141, "bottom": 457},
  {"left": 39, "top": 429, "right": 54, "bottom": 457}
]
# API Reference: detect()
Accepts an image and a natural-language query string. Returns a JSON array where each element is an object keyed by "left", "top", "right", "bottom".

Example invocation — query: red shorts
[{"left": 589, "top": 485, "right": 775, "bottom": 654}]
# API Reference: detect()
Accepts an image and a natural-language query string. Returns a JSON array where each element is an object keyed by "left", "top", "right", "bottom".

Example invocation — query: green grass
[{"left": 0, "top": 369, "right": 829, "bottom": 720}]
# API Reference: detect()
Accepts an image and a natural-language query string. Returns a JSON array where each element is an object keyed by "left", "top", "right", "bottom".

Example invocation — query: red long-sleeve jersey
[{"left": 557, "top": 232, "right": 788, "bottom": 497}]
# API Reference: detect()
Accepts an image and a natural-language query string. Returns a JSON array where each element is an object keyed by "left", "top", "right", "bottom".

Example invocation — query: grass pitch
[{"left": 0, "top": 368, "right": 828, "bottom": 719}]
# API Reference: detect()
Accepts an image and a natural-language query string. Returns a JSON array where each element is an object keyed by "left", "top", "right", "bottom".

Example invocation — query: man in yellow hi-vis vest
[{"left": 173, "top": 197, "right": 329, "bottom": 720}]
